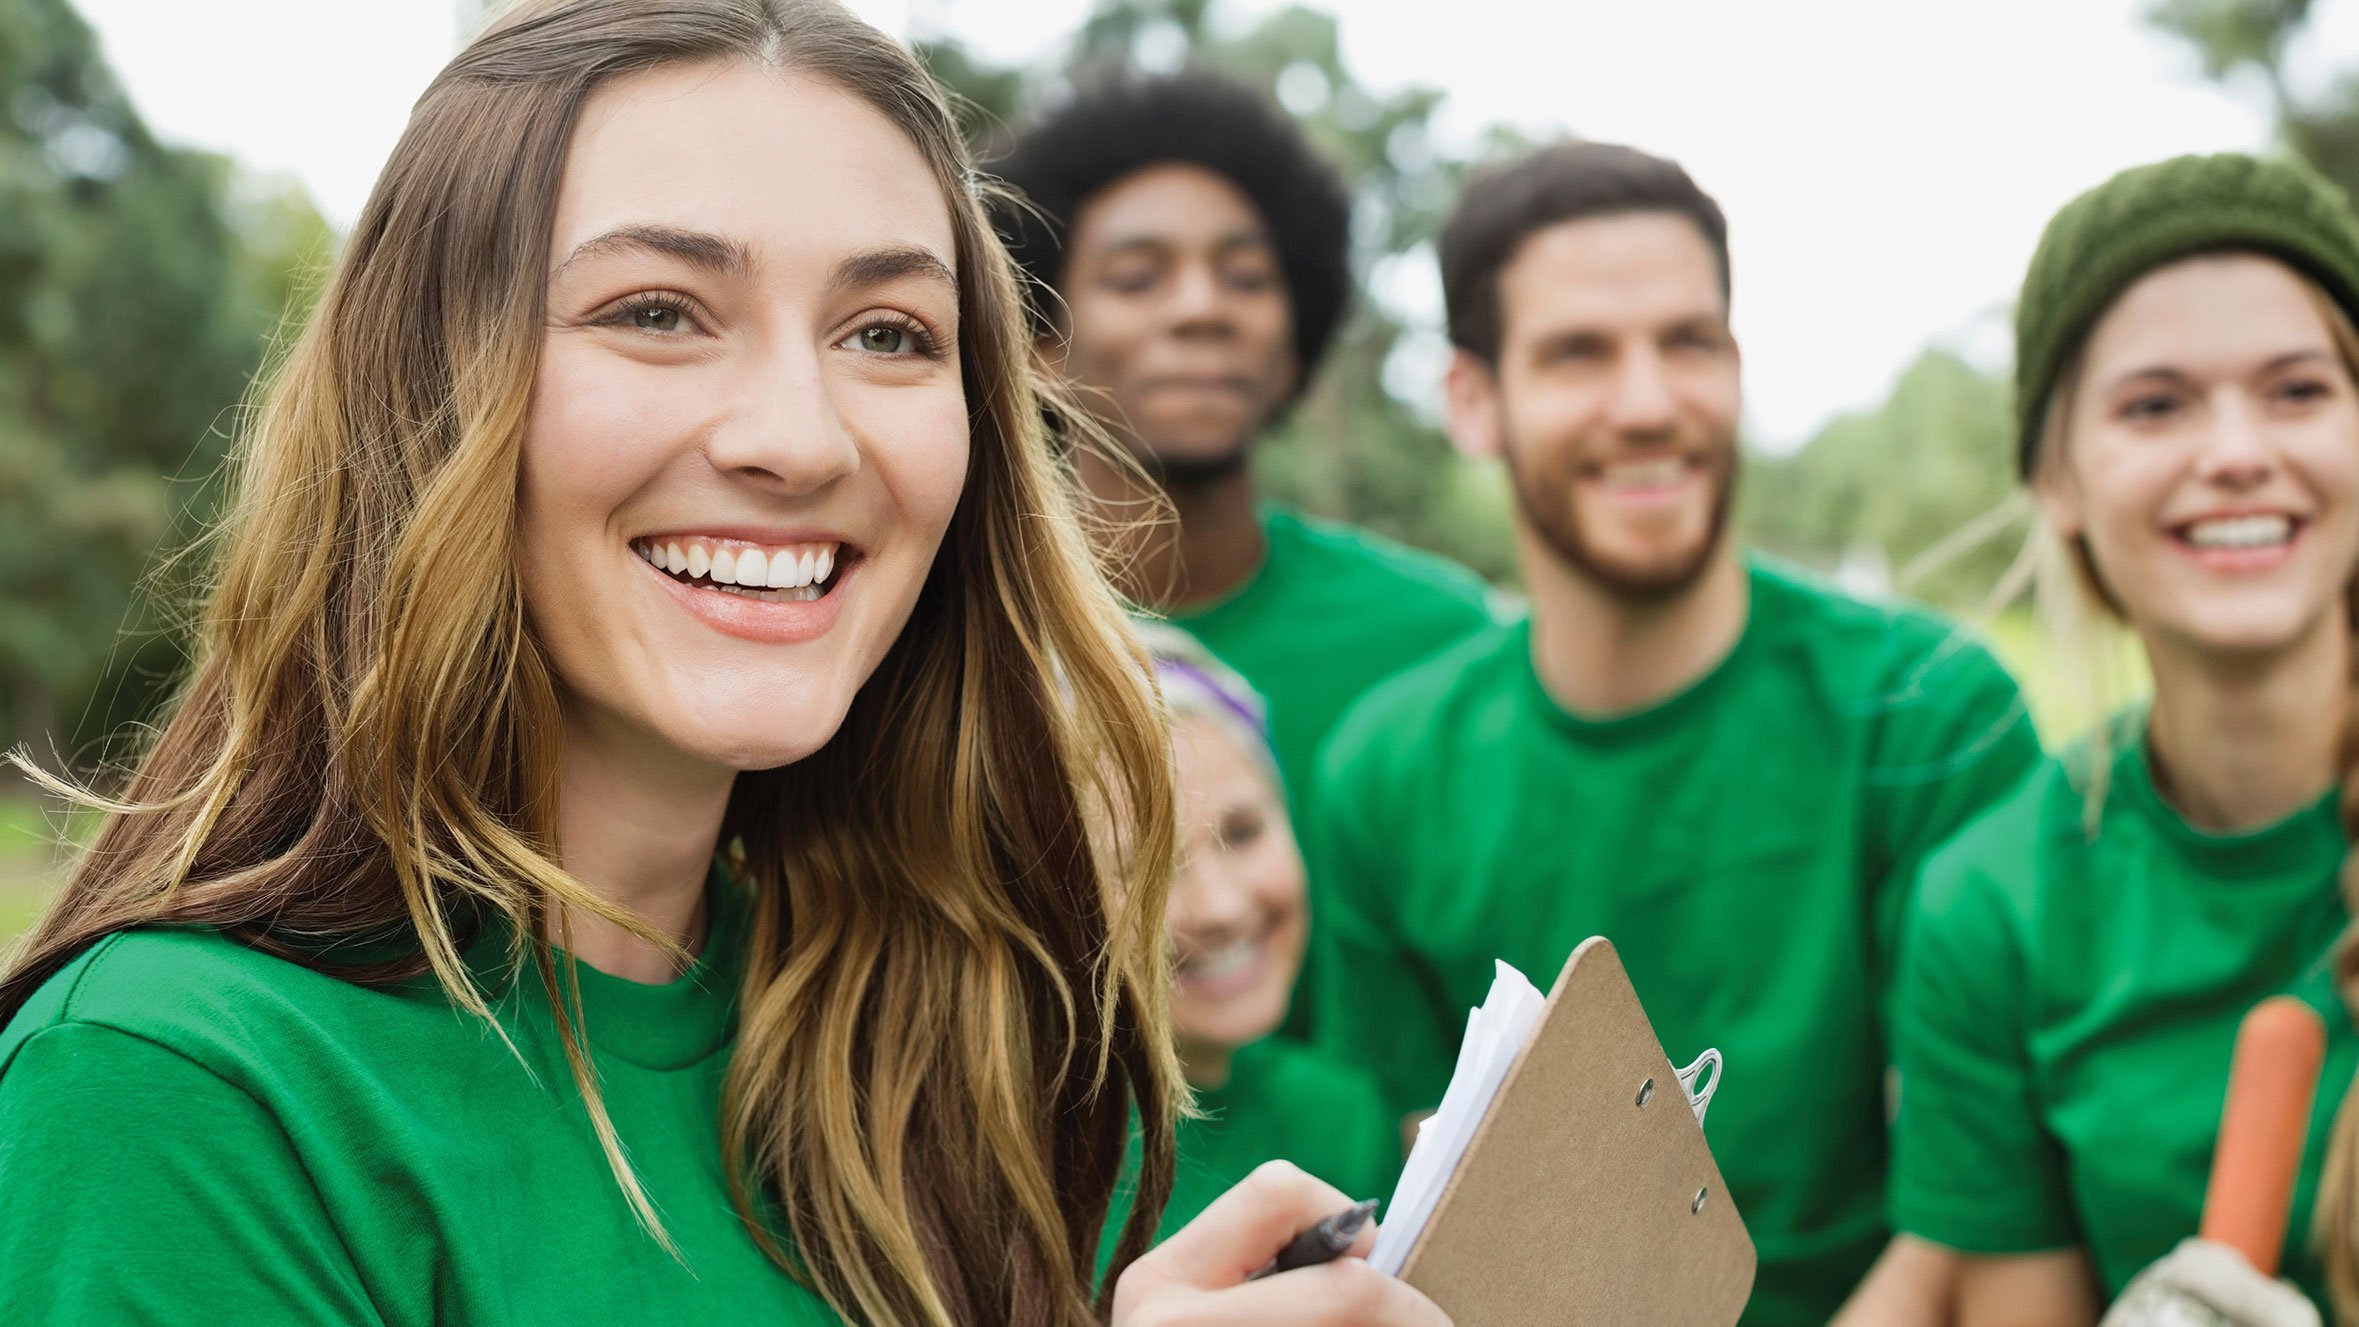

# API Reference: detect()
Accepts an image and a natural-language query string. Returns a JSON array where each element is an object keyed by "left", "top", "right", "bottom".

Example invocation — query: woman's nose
[{"left": 703, "top": 345, "right": 862, "bottom": 493}]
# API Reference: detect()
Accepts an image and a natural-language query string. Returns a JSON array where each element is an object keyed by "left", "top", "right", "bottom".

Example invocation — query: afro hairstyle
[{"left": 989, "top": 68, "right": 1354, "bottom": 395}]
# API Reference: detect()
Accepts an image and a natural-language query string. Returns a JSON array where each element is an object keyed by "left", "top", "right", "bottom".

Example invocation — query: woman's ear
[
  {"left": 1444, "top": 350, "right": 1505, "bottom": 461},
  {"left": 2029, "top": 444, "right": 2085, "bottom": 542}
]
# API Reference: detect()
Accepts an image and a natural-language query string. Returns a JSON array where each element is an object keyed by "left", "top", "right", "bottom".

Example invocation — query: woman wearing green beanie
[{"left": 1843, "top": 152, "right": 2359, "bottom": 1327}]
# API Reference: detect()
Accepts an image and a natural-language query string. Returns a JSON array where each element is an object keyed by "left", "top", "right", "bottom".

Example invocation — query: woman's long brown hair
[{"left": 0, "top": 2, "right": 1182, "bottom": 1322}]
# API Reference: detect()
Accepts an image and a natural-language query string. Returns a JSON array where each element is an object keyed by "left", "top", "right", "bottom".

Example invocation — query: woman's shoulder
[
  {"left": 1, "top": 926, "right": 406, "bottom": 1084},
  {"left": 1912, "top": 758, "right": 2079, "bottom": 925}
]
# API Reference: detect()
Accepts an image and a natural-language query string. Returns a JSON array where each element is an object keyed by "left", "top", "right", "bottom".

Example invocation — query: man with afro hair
[{"left": 994, "top": 73, "right": 1498, "bottom": 1038}]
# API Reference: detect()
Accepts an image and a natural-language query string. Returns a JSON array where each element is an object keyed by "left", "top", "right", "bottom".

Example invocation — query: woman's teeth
[
  {"left": 1178, "top": 936, "right": 1263, "bottom": 983},
  {"left": 2183, "top": 515, "right": 2293, "bottom": 549},
  {"left": 633, "top": 537, "right": 840, "bottom": 602}
]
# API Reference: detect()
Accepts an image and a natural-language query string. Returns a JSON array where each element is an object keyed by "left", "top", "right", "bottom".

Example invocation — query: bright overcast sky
[{"left": 69, "top": 0, "right": 2359, "bottom": 449}]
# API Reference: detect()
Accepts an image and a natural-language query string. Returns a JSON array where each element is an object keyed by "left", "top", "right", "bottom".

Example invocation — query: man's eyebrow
[
  {"left": 827, "top": 244, "right": 958, "bottom": 297},
  {"left": 554, "top": 224, "right": 755, "bottom": 279},
  {"left": 1089, "top": 229, "right": 1271, "bottom": 258}
]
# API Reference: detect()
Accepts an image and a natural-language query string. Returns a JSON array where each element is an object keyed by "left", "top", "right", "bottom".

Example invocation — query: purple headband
[{"left": 1155, "top": 655, "right": 1270, "bottom": 748}]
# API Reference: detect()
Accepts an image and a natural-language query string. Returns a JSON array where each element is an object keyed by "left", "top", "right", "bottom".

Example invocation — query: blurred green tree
[
  {"left": 2150, "top": 0, "right": 2359, "bottom": 195},
  {"left": 0, "top": 0, "right": 332, "bottom": 767},
  {"left": 925, "top": 0, "right": 1521, "bottom": 582},
  {"left": 1741, "top": 348, "right": 2022, "bottom": 610}
]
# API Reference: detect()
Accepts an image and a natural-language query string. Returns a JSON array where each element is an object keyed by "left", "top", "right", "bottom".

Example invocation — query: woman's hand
[
  {"left": 1111, "top": 1161, "right": 1452, "bottom": 1327},
  {"left": 2099, "top": 1240, "right": 2320, "bottom": 1327}
]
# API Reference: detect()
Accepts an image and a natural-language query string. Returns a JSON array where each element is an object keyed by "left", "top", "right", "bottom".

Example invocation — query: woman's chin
[
  {"left": 2144, "top": 594, "right": 2336, "bottom": 663},
  {"left": 656, "top": 715, "right": 846, "bottom": 775},
  {"left": 1172, "top": 993, "right": 1287, "bottom": 1054}
]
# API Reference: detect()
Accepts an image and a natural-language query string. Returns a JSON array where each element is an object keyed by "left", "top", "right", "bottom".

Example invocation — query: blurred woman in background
[
  {"left": 1840, "top": 152, "right": 2359, "bottom": 1327},
  {"left": 1100, "top": 625, "right": 1396, "bottom": 1266},
  {"left": 0, "top": 3, "right": 1448, "bottom": 1325}
]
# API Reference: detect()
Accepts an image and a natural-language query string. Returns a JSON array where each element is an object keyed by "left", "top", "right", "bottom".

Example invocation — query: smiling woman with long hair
[{"left": 0, "top": 4, "right": 1446, "bottom": 1325}]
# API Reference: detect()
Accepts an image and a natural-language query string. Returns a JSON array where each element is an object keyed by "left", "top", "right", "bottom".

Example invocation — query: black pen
[{"left": 1246, "top": 1198, "right": 1381, "bottom": 1280}]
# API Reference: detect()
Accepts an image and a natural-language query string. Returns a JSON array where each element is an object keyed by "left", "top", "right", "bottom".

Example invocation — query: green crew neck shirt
[
  {"left": 1170, "top": 504, "right": 1498, "bottom": 1041},
  {"left": 1099, "top": 1036, "right": 1397, "bottom": 1280},
  {"left": 0, "top": 880, "right": 846, "bottom": 1325},
  {"left": 1890, "top": 724, "right": 2355, "bottom": 1313},
  {"left": 1310, "top": 558, "right": 2040, "bottom": 1327},
  {"left": 1168, "top": 506, "right": 1499, "bottom": 810}
]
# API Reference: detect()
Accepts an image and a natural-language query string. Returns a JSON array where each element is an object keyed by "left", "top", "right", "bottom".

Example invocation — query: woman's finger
[
  {"left": 1123, "top": 1160, "right": 1358, "bottom": 1291},
  {"left": 1173, "top": 1257, "right": 1453, "bottom": 1326}
]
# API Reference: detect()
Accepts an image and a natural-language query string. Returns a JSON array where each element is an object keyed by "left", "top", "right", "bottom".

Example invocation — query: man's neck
[
  {"left": 2143, "top": 613, "right": 2348, "bottom": 834},
  {"left": 1075, "top": 448, "right": 1267, "bottom": 610},
  {"left": 1524, "top": 533, "right": 1750, "bottom": 718}
]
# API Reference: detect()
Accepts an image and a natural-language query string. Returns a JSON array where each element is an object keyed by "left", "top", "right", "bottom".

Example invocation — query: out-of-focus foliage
[
  {"left": 926, "top": 0, "right": 1522, "bottom": 582},
  {"left": 0, "top": 0, "right": 331, "bottom": 766},
  {"left": 2152, "top": 0, "right": 2359, "bottom": 198},
  {"left": 1743, "top": 349, "right": 2023, "bottom": 610}
]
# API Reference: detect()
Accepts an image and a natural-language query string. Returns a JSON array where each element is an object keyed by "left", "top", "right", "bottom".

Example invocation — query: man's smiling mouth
[{"left": 633, "top": 536, "right": 848, "bottom": 604}]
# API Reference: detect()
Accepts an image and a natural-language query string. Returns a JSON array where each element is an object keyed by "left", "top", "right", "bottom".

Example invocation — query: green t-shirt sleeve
[
  {"left": 1888, "top": 857, "right": 2078, "bottom": 1255},
  {"left": 0, "top": 1021, "right": 381, "bottom": 1324},
  {"left": 1308, "top": 723, "right": 1461, "bottom": 1127},
  {"left": 1863, "top": 632, "right": 2041, "bottom": 998}
]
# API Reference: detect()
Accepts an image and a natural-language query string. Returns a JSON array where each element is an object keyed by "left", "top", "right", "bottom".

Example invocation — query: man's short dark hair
[
  {"left": 988, "top": 69, "right": 1353, "bottom": 389},
  {"left": 1439, "top": 141, "right": 1730, "bottom": 363}
]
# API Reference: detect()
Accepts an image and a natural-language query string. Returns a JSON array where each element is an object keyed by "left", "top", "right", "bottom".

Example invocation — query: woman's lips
[
  {"left": 640, "top": 549, "right": 855, "bottom": 644},
  {"left": 1174, "top": 930, "right": 1274, "bottom": 1002},
  {"left": 2166, "top": 512, "right": 2304, "bottom": 573}
]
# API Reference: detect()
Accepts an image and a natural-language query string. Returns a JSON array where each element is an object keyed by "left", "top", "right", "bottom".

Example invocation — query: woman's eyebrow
[
  {"left": 827, "top": 244, "right": 958, "bottom": 298},
  {"left": 554, "top": 223, "right": 755, "bottom": 279},
  {"left": 2259, "top": 348, "right": 2332, "bottom": 373},
  {"left": 2106, "top": 364, "right": 2192, "bottom": 391},
  {"left": 2105, "top": 349, "right": 2331, "bottom": 391}
]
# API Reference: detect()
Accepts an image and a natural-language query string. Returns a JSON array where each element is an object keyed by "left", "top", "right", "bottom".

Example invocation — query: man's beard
[
  {"left": 1502, "top": 429, "right": 1738, "bottom": 602},
  {"left": 1142, "top": 442, "right": 1254, "bottom": 490}
]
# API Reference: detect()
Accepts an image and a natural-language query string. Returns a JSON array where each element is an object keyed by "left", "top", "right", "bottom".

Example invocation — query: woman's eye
[
  {"left": 854, "top": 324, "right": 914, "bottom": 354},
  {"left": 599, "top": 297, "right": 697, "bottom": 336},
  {"left": 2274, "top": 378, "right": 2331, "bottom": 405},
  {"left": 2121, "top": 393, "right": 2181, "bottom": 423},
  {"left": 1220, "top": 809, "right": 1266, "bottom": 849}
]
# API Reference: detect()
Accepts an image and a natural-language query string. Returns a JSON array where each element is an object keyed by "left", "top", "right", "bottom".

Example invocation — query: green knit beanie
[{"left": 2014, "top": 152, "right": 2359, "bottom": 479}]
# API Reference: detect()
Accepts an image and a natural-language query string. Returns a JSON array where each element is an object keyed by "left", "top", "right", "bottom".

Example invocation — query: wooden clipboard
[{"left": 1397, "top": 937, "right": 1756, "bottom": 1325}]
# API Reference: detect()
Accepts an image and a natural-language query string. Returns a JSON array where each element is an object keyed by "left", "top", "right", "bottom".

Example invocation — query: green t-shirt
[
  {"left": 1172, "top": 504, "right": 1498, "bottom": 1042},
  {"left": 0, "top": 883, "right": 845, "bottom": 1325},
  {"left": 1890, "top": 725, "right": 2355, "bottom": 1313},
  {"left": 1100, "top": 1036, "right": 1398, "bottom": 1280},
  {"left": 1310, "top": 558, "right": 2040, "bottom": 1327}
]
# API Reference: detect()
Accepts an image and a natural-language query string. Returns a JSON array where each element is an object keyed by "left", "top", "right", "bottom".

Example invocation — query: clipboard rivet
[
  {"left": 1692, "top": 1188, "right": 1709, "bottom": 1215},
  {"left": 1636, "top": 1078, "right": 1654, "bottom": 1108}
]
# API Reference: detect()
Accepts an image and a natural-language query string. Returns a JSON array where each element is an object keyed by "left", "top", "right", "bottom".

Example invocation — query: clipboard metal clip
[{"left": 1676, "top": 1048, "right": 1722, "bottom": 1127}]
